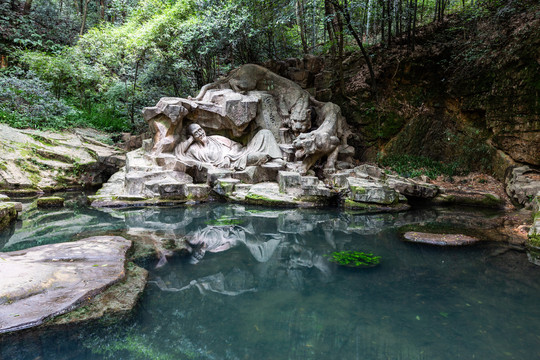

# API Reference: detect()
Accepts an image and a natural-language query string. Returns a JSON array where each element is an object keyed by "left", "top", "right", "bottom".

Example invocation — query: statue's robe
[{"left": 176, "top": 129, "right": 282, "bottom": 170}]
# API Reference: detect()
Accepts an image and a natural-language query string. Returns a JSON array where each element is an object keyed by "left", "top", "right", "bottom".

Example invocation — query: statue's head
[
  {"left": 187, "top": 123, "right": 207, "bottom": 144},
  {"left": 288, "top": 101, "right": 315, "bottom": 137}
]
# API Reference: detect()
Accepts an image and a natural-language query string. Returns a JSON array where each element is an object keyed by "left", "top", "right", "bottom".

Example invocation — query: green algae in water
[{"left": 325, "top": 250, "right": 381, "bottom": 268}]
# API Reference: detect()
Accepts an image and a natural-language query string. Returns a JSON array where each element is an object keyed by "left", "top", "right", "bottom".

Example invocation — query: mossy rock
[
  {"left": 36, "top": 196, "right": 65, "bottom": 208},
  {"left": 46, "top": 262, "right": 148, "bottom": 327},
  {"left": 244, "top": 193, "right": 294, "bottom": 207},
  {"left": 0, "top": 202, "right": 17, "bottom": 231}
]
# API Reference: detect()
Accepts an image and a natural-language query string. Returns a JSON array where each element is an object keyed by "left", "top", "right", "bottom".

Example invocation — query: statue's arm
[{"left": 177, "top": 136, "right": 195, "bottom": 154}]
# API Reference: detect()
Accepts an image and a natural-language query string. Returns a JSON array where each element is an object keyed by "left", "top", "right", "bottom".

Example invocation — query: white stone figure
[{"left": 175, "top": 123, "right": 283, "bottom": 171}]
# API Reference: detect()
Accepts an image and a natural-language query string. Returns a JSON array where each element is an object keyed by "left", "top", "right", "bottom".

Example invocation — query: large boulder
[
  {"left": 506, "top": 166, "right": 540, "bottom": 207},
  {"left": 0, "top": 125, "right": 125, "bottom": 193},
  {"left": 0, "top": 236, "right": 132, "bottom": 334}
]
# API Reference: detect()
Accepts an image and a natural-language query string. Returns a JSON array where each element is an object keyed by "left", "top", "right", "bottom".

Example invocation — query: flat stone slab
[
  {"left": 403, "top": 231, "right": 479, "bottom": 246},
  {"left": 0, "top": 236, "right": 131, "bottom": 334}
]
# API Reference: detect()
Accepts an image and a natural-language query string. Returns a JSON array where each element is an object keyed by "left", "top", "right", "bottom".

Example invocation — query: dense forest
[{"left": 0, "top": 0, "right": 538, "bottom": 177}]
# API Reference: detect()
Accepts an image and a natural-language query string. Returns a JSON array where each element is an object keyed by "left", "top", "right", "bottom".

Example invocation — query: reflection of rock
[{"left": 0, "top": 236, "right": 131, "bottom": 334}]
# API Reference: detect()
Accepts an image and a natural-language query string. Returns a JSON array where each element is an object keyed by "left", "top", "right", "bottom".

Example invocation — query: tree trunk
[
  {"left": 330, "top": 0, "right": 376, "bottom": 93},
  {"left": 22, "top": 0, "right": 32, "bottom": 14},
  {"left": 296, "top": 0, "right": 308, "bottom": 54},
  {"left": 100, "top": 0, "right": 106, "bottom": 20},
  {"left": 80, "top": 0, "right": 90, "bottom": 35}
]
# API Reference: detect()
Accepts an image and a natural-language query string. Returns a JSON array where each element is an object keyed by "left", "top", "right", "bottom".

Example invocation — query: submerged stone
[
  {"left": 402, "top": 231, "right": 480, "bottom": 246},
  {"left": 36, "top": 196, "right": 65, "bottom": 208}
]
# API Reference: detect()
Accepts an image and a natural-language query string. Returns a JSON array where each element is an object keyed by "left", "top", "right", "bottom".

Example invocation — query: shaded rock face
[
  {"left": 0, "top": 202, "right": 17, "bottom": 231},
  {"left": 0, "top": 236, "right": 131, "bottom": 334},
  {"left": 0, "top": 125, "right": 125, "bottom": 193},
  {"left": 506, "top": 166, "right": 540, "bottom": 207},
  {"left": 264, "top": 6, "right": 540, "bottom": 178}
]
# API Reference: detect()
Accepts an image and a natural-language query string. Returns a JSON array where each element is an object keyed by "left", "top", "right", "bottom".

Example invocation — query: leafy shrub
[{"left": 0, "top": 71, "right": 77, "bottom": 129}]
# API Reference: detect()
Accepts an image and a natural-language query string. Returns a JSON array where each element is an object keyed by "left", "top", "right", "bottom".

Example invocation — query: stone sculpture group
[
  {"left": 142, "top": 64, "right": 353, "bottom": 177},
  {"left": 91, "top": 63, "right": 439, "bottom": 209}
]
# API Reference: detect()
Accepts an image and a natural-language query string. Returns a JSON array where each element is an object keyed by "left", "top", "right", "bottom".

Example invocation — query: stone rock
[
  {"left": 347, "top": 177, "right": 399, "bottom": 205},
  {"left": 402, "top": 231, "right": 480, "bottom": 246},
  {"left": 506, "top": 166, "right": 540, "bottom": 207},
  {"left": 0, "top": 124, "right": 125, "bottom": 192},
  {"left": 36, "top": 196, "right": 64, "bottom": 208},
  {"left": 0, "top": 236, "right": 131, "bottom": 334},
  {"left": 0, "top": 202, "right": 17, "bottom": 232},
  {"left": 0, "top": 194, "right": 10, "bottom": 201},
  {"left": 213, "top": 178, "right": 240, "bottom": 197},
  {"left": 4, "top": 201, "right": 23, "bottom": 212},
  {"left": 431, "top": 191, "right": 505, "bottom": 209},
  {"left": 385, "top": 175, "right": 439, "bottom": 198},
  {"left": 278, "top": 171, "right": 302, "bottom": 193}
]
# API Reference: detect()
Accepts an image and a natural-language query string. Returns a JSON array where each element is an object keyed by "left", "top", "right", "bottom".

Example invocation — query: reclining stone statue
[
  {"left": 141, "top": 63, "right": 353, "bottom": 178},
  {"left": 175, "top": 123, "right": 283, "bottom": 171}
]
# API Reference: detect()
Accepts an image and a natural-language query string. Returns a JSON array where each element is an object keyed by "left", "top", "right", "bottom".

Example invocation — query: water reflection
[{"left": 2, "top": 201, "right": 540, "bottom": 360}]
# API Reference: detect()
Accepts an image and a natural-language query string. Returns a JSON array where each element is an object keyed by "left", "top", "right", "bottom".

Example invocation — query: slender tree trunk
[
  {"left": 100, "top": 0, "right": 106, "bottom": 20},
  {"left": 387, "top": 0, "right": 392, "bottom": 45},
  {"left": 412, "top": 0, "right": 417, "bottom": 50},
  {"left": 22, "top": 0, "right": 32, "bottom": 14},
  {"left": 131, "top": 59, "right": 141, "bottom": 125},
  {"left": 80, "top": 0, "right": 89, "bottom": 35},
  {"left": 296, "top": 0, "right": 309, "bottom": 54},
  {"left": 10, "top": 0, "right": 19, "bottom": 11},
  {"left": 330, "top": 0, "right": 376, "bottom": 93}
]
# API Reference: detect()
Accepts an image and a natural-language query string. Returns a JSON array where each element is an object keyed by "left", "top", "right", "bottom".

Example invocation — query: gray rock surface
[
  {"left": 506, "top": 166, "right": 540, "bottom": 207},
  {"left": 0, "top": 236, "right": 131, "bottom": 334},
  {"left": 402, "top": 232, "right": 480, "bottom": 246},
  {"left": 0, "top": 124, "right": 125, "bottom": 192}
]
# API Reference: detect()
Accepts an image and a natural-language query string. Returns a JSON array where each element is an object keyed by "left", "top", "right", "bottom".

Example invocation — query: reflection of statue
[
  {"left": 188, "top": 225, "right": 282, "bottom": 263},
  {"left": 175, "top": 123, "right": 283, "bottom": 171}
]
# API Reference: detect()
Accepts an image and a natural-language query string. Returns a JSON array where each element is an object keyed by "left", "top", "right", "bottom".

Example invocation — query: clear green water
[{"left": 1, "top": 194, "right": 540, "bottom": 360}]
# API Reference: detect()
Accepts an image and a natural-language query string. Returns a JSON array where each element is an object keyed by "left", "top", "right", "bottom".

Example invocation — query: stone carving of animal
[
  {"left": 193, "top": 64, "right": 312, "bottom": 134},
  {"left": 293, "top": 102, "right": 351, "bottom": 174}
]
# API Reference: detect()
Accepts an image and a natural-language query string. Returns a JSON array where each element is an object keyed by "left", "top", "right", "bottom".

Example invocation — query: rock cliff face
[{"left": 264, "top": 2, "right": 540, "bottom": 181}]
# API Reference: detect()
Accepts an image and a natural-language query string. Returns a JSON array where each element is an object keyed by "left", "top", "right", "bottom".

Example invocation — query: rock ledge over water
[{"left": 0, "top": 236, "right": 131, "bottom": 334}]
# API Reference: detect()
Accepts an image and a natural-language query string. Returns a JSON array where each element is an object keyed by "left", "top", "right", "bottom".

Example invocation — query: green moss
[
  {"left": 325, "top": 251, "right": 381, "bottom": 268},
  {"left": 528, "top": 234, "right": 540, "bottom": 248},
  {"left": 245, "top": 193, "right": 291, "bottom": 206},
  {"left": 36, "top": 196, "right": 64, "bottom": 208},
  {"left": 350, "top": 185, "right": 366, "bottom": 194}
]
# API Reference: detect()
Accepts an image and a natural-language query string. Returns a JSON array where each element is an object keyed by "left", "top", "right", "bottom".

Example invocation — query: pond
[{"left": 1, "top": 194, "right": 540, "bottom": 360}]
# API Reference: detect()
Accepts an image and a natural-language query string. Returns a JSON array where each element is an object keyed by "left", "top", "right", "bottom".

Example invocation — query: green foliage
[
  {"left": 0, "top": 70, "right": 76, "bottom": 129},
  {"left": 379, "top": 154, "right": 459, "bottom": 179},
  {"left": 325, "top": 251, "right": 381, "bottom": 268}
]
